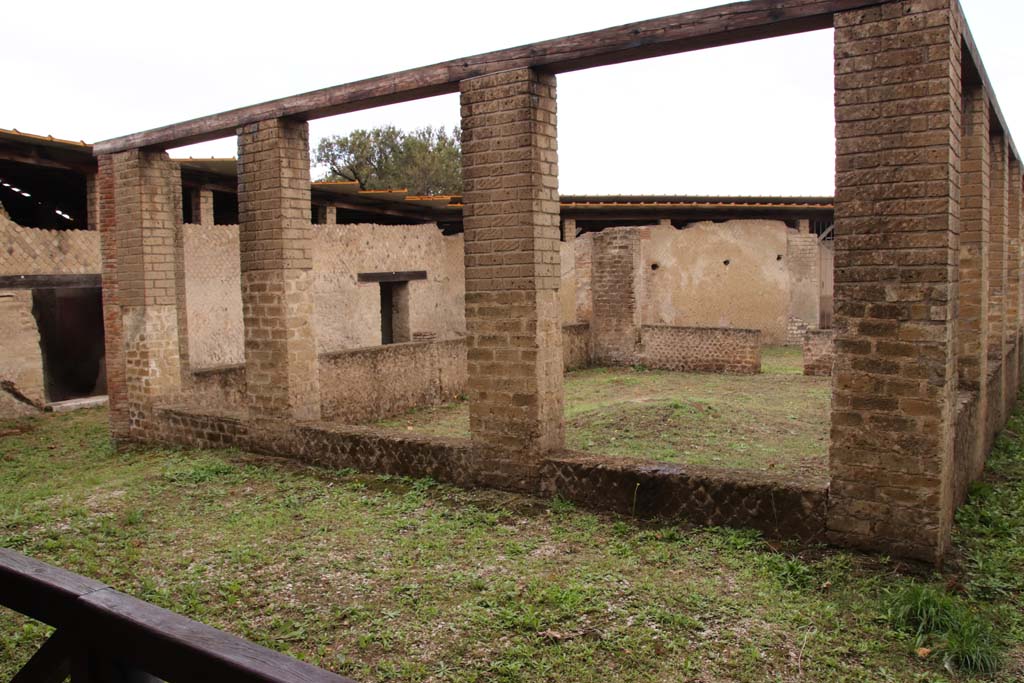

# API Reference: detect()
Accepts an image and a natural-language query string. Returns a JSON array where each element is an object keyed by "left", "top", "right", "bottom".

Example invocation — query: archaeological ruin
[{"left": 2, "top": 0, "right": 1021, "bottom": 564}]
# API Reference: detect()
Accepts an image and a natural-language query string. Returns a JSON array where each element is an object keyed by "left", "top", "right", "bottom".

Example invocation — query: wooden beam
[
  {"left": 11, "top": 630, "right": 71, "bottom": 683},
  {"left": 93, "top": 0, "right": 889, "bottom": 154},
  {"left": 357, "top": 271, "right": 428, "bottom": 283},
  {"left": 0, "top": 274, "right": 101, "bottom": 290}
]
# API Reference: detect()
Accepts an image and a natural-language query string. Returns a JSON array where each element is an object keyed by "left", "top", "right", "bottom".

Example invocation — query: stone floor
[{"left": 377, "top": 347, "right": 830, "bottom": 484}]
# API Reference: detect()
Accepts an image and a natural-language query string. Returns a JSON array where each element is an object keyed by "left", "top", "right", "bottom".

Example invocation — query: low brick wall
[
  {"left": 0, "top": 291, "right": 45, "bottom": 415},
  {"left": 803, "top": 329, "right": 835, "bottom": 377},
  {"left": 147, "top": 404, "right": 826, "bottom": 541},
  {"left": 542, "top": 454, "right": 827, "bottom": 542},
  {"left": 188, "top": 364, "right": 247, "bottom": 411},
  {"left": 319, "top": 338, "right": 467, "bottom": 423},
  {"left": 640, "top": 325, "right": 761, "bottom": 374},
  {"left": 562, "top": 323, "right": 592, "bottom": 371}
]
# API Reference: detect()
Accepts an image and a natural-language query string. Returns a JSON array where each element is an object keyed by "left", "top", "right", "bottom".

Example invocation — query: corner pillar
[
  {"left": 829, "top": 0, "right": 962, "bottom": 562},
  {"left": 460, "top": 68, "right": 564, "bottom": 461},
  {"left": 989, "top": 134, "right": 1009, "bottom": 436},
  {"left": 106, "top": 150, "right": 187, "bottom": 435},
  {"left": 957, "top": 85, "right": 990, "bottom": 483},
  {"left": 237, "top": 118, "right": 321, "bottom": 421}
]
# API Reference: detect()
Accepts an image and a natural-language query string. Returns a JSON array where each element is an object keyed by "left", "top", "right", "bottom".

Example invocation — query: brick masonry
[
  {"left": 237, "top": 118, "right": 320, "bottom": 421},
  {"left": 561, "top": 323, "right": 591, "bottom": 371},
  {"left": 803, "top": 329, "right": 835, "bottom": 377},
  {"left": 145, "top": 402, "right": 828, "bottom": 542},
  {"left": 591, "top": 228, "right": 642, "bottom": 364},
  {"left": 0, "top": 213, "right": 100, "bottom": 276},
  {"left": 460, "top": 68, "right": 564, "bottom": 460},
  {"left": 830, "top": 0, "right": 963, "bottom": 562},
  {"left": 640, "top": 325, "right": 761, "bottom": 374}
]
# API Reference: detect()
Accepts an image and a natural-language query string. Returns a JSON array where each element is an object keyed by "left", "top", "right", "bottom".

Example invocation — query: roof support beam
[{"left": 94, "top": 0, "right": 888, "bottom": 154}]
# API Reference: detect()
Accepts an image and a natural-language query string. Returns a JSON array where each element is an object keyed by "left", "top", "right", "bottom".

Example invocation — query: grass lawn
[
  {"left": 378, "top": 346, "right": 830, "bottom": 483},
  {"left": 1, "top": 402, "right": 1023, "bottom": 681}
]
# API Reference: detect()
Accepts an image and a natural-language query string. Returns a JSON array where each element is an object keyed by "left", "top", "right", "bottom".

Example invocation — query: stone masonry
[
  {"left": 829, "top": 0, "right": 963, "bottom": 562},
  {"left": 236, "top": 118, "right": 321, "bottom": 421},
  {"left": 460, "top": 68, "right": 564, "bottom": 461}
]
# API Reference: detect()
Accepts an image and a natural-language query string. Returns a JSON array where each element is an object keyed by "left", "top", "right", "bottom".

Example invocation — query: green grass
[
  {"left": 378, "top": 346, "right": 829, "bottom": 482},
  {"left": 1, "top": 404, "right": 1023, "bottom": 681}
]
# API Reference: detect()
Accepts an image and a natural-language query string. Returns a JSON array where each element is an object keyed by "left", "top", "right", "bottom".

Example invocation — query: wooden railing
[{"left": 0, "top": 548, "right": 354, "bottom": 682}]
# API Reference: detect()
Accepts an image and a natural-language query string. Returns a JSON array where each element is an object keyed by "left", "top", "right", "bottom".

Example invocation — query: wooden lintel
[
  {"left": 93, "top": 0, "right": 890, "bottom": 154},
  {"left": 0, "top": 274, "right": 101, "bottom": 290},
  {"left": 357, "top": 271, "right": 428, "bottom": 283}
]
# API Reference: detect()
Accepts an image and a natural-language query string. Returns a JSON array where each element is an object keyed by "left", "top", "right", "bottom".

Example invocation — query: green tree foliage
[{"left": 313, "top": 125, "right": 462, "bottom": 195}]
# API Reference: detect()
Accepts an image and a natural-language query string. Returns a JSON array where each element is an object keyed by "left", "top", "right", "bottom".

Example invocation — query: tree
[{"left": 313, "top": 125, "right": 462, "bottom": 195}]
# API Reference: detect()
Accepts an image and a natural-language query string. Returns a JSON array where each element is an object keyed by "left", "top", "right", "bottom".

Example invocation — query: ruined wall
[
  {"left": 320, "top": 338, "right": 466, "bottom": 423},
  {"left": 0, "top": 213, "right": 101, "bottom": 276},
  {"left": 0, "top": 216, "right": 101, "bottom": 414},
  {"left": 803, "top": 329, "right": 835, "bottom": 377},
  {"left": 640, "top": 325, "right": 761, "bottom": 374},
  {"left": 641, "top": 221, "right": 798, "bottom": 345},
  {"left": 181, "top": 223, "right": 470, "bottom": 368},
  {"left": 313, "top": 223, "right": 466, "bottom": 351},
  {"left": 575, "top": 221, "right": 829, "bottom": 345},
  {"left": 0, "top": 291, "right": 46, "bottom": 413},
  {"left": 183, "top": 224, "right": 244, "bottom": 368},
  {"left": 561, "top": 323, "right": 591, "bottom": 371}
]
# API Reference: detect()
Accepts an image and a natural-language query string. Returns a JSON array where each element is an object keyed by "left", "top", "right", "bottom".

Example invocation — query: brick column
[
  {"left": 562, "top": 218, "right": 577, "bottom": 325},
  {"left": 237, "top": 118, "right": 320, "bottom": 421},
  {"left": 1007, "top": 156, "right": 1022, "bottom": 398},
  {"left": 86, "top": 171, "right": 99, "bottom": 231},
  {"left": 958, "top": 85, "right": 989, "bottom": 480},
  {"left": 109, "top": 150, "right": 186, "bottom": 433},
  {"left": 460, "top": 68, "right": 564, "bottom": 458},
  {"left": 190, "top": 187, "right": 214, "bottom": 225},
  {"left": 989, "top": 134, "right": 1009, "bottom": 433},
  {"left": 97, "top": 155, "right": 129, "bottom": 441},
  {"left": 829, "top": 0, "right": 962, "bottom": 562},
  {"left": 326, "top": 205, "right": 337, "bottom": 225},
  {"left": 591, "top": 228, "right": 643, "bottom": 364}
]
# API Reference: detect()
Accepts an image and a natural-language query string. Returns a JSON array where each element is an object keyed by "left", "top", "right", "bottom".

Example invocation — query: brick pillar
[
  {"left": 190, "top": 187, "right": 214, "bottom": 225},
  {"left": 1006, "top": 156, "right": 1021, "bottom": 404},
  {"left": 326, "top": 205, "right": 337, "bottom": 225},
  {"left": 829, "top": 0, "right": 962, "bottom": 562},
  {"left": 86, "top": 171, "right": 99, "bottom": 230},
  {"left": 958, "top": 85, "right": 989, "bottom": 481},
  {"left": 237, "top": 118, "right": 320, "bottom": 421},
  {"left": 989, "top": 134, "right": 1009, "bottom": 434},
  {"left": 562, "top": 218, "right": 577, "bottom": 324},
  {"left": 97, "top": 155, "right": 129, "bottom": 441},
  {"left": 109, "top": 150, "right": 186, "bottom": 432},
  {"left": 460, "top": 68, "right": 564, "bottom": 459},
  {"left": 1007, "top": 158, "right": 1024, "bottom": 389},
  {"left": 591, "top": 228, "right": 642, "bottom": 364}
]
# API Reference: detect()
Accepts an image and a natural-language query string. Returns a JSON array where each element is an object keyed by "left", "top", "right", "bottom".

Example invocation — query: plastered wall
[{"left": 574, "top": 221, "right": 832, "bottom": 345}]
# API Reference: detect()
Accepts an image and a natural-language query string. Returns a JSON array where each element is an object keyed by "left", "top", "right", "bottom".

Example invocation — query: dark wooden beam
[
  {"left": 0, "top": 274, "right": 101, "bottom": 290},
  {"left": 11, "top": 630, "right": 71, "bottom": 683},
  {"left": 93, "top": 0, "right": 889, "bottom": 154},
  {"left": 357, "top": 271, "right": 428, "bottom": 283}
]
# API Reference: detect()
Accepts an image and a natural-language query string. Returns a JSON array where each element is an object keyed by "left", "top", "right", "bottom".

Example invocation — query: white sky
[{"left": 2, "top": 0, "right": 1020, "bottom": 196}]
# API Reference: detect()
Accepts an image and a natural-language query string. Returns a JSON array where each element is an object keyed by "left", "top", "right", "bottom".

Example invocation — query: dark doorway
[
  {"left": 379, "top": 281, "right": 411, "bottom": 345},
  {"left": 32, "top": 287, "right": 106, "bottom": 402}
]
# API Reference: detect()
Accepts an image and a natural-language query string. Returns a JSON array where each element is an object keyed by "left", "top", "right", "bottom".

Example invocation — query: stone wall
[
  {"left": 319, "top": 339, "right": 466, "bottom": 423},
  {"left": 803, "top": 329, "right": 835, "bottom": 377},
  {"left": 640, "top": 325, "right": 761, "bottom": 374},
  {"left": 561, "top": 323, "right": 591, "bottom": 371}
]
